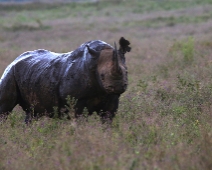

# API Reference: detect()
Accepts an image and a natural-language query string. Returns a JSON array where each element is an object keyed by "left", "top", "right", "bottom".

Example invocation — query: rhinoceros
[{"left": 0, "top": 37, "right": 131, "bottom": 123}]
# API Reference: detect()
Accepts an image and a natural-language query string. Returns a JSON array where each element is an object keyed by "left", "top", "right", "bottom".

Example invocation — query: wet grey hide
[{"left": 0, "top": 37, "right": 131, "bottom": 123}]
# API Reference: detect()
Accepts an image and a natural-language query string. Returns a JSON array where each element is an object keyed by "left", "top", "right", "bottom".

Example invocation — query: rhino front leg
[
  {"left": 100, "top": 94, "right": 120, "bottom": 123},
  {"left": 74, "top": 99, "right": 87, "bottom": 118},
  {"left": 24, "top": 111, "right": 33, "bottom": 124}
]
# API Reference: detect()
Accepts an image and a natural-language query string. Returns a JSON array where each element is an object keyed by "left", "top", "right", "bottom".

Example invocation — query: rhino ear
[
  {"left": 86, "top": 45, "right": 100, "bottom": 57},
  {"left": 119, "top": 37, "right": 131, "bottom": 54}
]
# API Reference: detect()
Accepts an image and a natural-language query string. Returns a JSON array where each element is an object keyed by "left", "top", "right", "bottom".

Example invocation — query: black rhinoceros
[{"left": 0, "top": 37, "right": 131, "bottom": 123}]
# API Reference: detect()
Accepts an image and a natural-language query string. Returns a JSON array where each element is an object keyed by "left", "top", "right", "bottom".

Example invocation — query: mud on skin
[{"left": 0, "top": 37, "right": 131, "bottom": 123}]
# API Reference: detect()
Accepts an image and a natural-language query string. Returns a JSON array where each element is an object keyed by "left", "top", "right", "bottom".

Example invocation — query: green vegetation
[
  {"left": 123, "top": 14, "right": 212, "bottom": 28},
  {"left": 133, "top": 0, "right": 212, "bottom": 12},
  {"left": 1, "top": 0, "right": 212, "bottom": 169},
  {"left": 1, "top": 0, "right": 212, "bottom": 31}
]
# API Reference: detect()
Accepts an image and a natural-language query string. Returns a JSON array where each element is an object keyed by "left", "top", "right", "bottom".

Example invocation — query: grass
[
  {"left": 123, "top": 14, "right": 212, "bottom": 28},
  {"left": 1, "top": 0, "right": 212, "bottom": 169}
]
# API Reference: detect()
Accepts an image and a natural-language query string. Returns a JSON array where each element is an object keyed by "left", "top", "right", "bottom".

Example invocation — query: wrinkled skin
[{"left": 0, "top": 37, "right": 131, "bottom": 123}]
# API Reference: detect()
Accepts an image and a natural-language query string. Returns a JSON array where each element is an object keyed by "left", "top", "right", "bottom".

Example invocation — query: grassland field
[{"left": 1, "top": 0, "right": 212, "bottom": 169}]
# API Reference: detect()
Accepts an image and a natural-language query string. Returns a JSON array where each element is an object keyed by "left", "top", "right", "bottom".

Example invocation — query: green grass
[
  {"left": 123, "top": 14, "right": 212, "bottom": 28},
  {"left": 1, "top": 0, "right": 212, "bottom": 169},
  {"left": 1, "top": 0, "right": 212, "bottom": 30},
  {"left": 132, "top": 0, "right": 212, "bottom": 13}
]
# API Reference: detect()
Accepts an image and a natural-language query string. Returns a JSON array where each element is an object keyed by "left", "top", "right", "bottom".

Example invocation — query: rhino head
[{"left": 88, "top": 37, "right": 131, "bottom": 94}]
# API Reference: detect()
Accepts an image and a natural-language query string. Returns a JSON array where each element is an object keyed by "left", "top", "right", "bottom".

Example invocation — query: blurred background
[{"left": 0, "top": 0, "right": 98, "bottom": 2}]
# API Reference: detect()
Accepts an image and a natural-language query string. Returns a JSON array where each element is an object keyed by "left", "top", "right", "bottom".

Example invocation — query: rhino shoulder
[{"left": 81, "top": 40, "right": 113, "bottom": 52}]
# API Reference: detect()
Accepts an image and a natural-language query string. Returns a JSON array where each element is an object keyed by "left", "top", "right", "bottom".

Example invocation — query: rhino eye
[{"left": 101, "top": 74, "right": 105, "bottom": 80}]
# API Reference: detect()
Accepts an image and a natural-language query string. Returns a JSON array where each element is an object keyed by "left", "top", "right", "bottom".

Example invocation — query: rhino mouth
[{"left": 104, "top": 84, "right": 127, "bottom": 94}]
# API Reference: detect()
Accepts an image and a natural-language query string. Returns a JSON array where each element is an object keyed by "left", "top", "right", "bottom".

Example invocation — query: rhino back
[
  {"left": 13, "top": 49, "right": 77, "bottom": 112},
  {"left": 12, "top": 41, "right": 105, "bottom": 112},
  {"left": 3, "top": 40, "right": 111, "bottom": 113}
]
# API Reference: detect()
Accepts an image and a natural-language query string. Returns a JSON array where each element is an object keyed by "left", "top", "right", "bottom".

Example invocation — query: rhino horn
[{"left": 113, "top": 42, "right": 121, "bottom": 74}]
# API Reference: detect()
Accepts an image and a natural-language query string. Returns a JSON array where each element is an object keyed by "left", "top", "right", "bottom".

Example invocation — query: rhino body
[{"left": 0, "top": 37, "right": 131, "bottom": 122}]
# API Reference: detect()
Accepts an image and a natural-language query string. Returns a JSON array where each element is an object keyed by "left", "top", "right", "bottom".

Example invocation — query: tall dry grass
[{"left": 1, "top": 0, "right": 212, "bottom": 169}]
